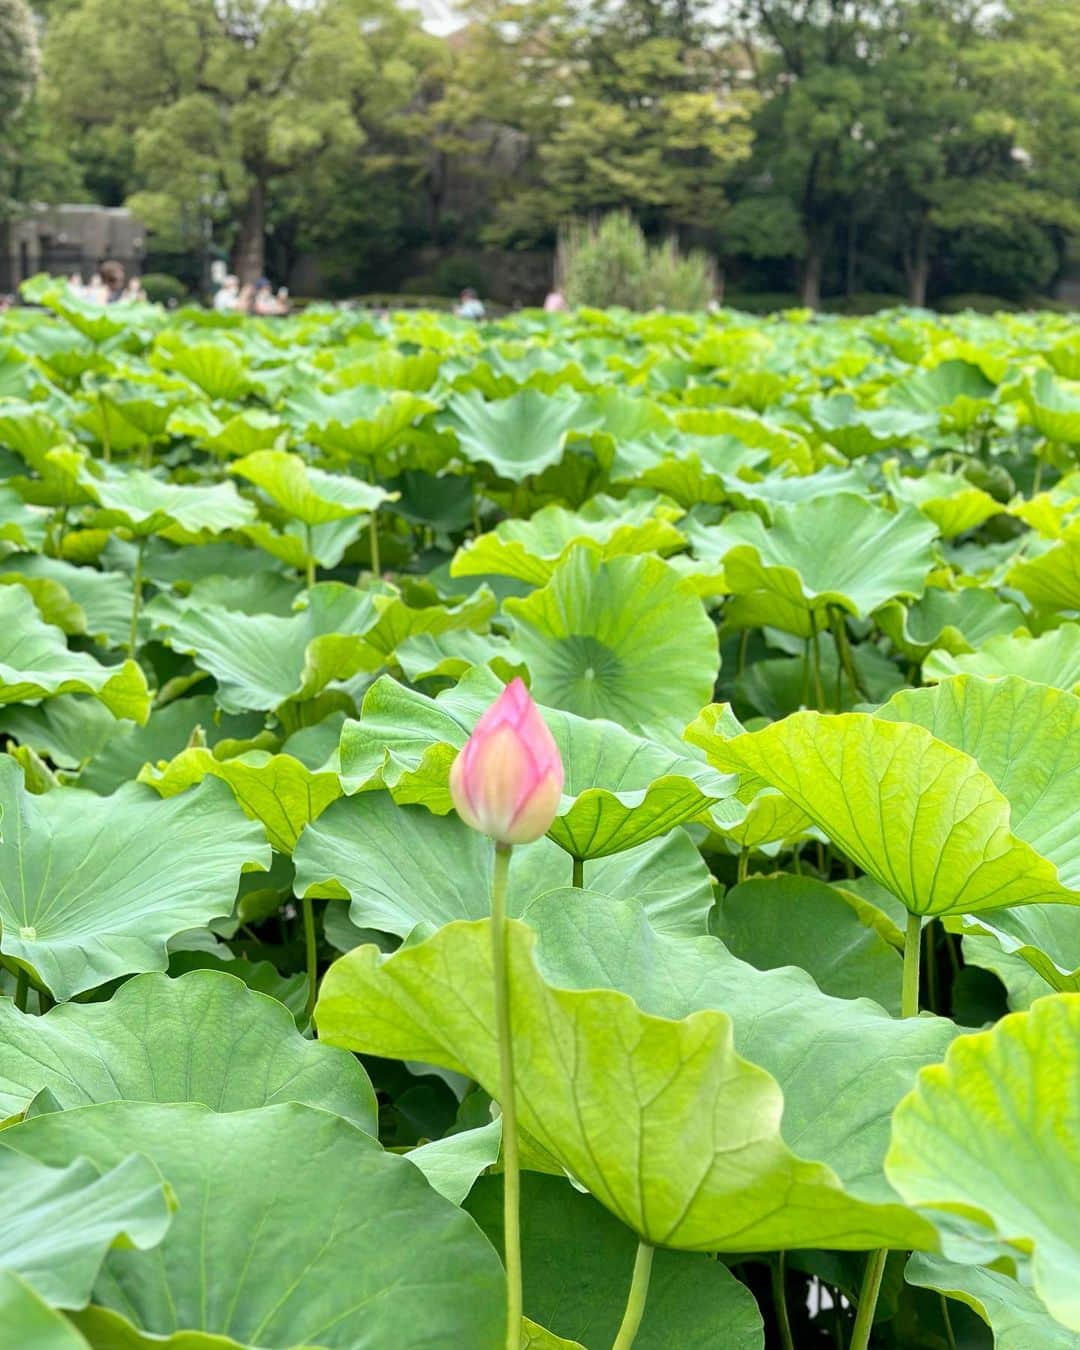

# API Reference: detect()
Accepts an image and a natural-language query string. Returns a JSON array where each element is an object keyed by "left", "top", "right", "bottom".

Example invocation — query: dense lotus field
[{"left": 1, "top": 278, "right": 1080, "bottom": 1349}]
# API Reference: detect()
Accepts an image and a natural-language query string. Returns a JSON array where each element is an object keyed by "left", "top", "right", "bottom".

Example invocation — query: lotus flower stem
[
  {"left": 302, "top": 895, "right": 318, "bottom": 1026},
  {"left": 611, "top": 1240, "right": 654, "bottom": 1350},
  {"left": 852, "top": 911, "right": 922, "bottom": 1349},
  {"left": 13, "top": 968, "right": 28, "bottom": 1013},
  {"left": 304, "top": 524, "right": 316, "bottom": 590},
  {"left": 771, "top": 1252, "right": 794, "bottom": 1350},
  {"left": 490, "top": 841, "right": 522, "bottom": 1349},
  {"left": 809, "top": 614, "right": 825, "bottom": 709},
  {"left": 128, "top": 537, "right": 146, "bottom": 658},
  {"left": 850, "top": 1247, "right": 888, "bottom": 1350},
  {"left": 369, "top": 508, "right": 381, "bottom": 577},
  {"left": 572, "top": 856, "right": 584, "bottom": 888}
]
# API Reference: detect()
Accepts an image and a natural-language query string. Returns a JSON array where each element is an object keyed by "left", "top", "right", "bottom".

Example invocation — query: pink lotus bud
[{"left": 449, "top": 678, "right": 564, "bottom": 845}]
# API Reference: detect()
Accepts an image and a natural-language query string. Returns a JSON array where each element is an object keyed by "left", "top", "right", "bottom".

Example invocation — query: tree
[
  {"left": 42, "top": 0, "right": 429, "bottom": 283},
  {"left": 0, "top": 0, "right": 40, "bottom": 215}
]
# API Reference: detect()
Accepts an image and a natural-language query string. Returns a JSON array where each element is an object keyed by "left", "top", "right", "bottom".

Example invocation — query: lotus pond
[{"left": 1, "top": 280, "right": 1080, "bottom": 1349}]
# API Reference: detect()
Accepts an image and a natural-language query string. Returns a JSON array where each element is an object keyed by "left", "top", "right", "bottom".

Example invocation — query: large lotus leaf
[
  {"left": 672, "top": 406, "right": 813, "bottom": 473},
  {"left": 23, "top": 279, "right": 131, "bottom": 344},
  {"left": 696, "top": 708, "right": 1078, "bottom": 916},
  {"left": 145, "top": 584, "right": 378, "bottom": 713},
  {"left": 317, "top": 912, "right": 940, "bottom": 1251},
  {"left": 716, "top": 464, "right": 874, "bottom": 521},
  {"left": 906, "top": 1253, "right": 1080, "bottom": 1350},
  {"left": 0, "top": 1149, "right": 172, "bottom": 1309},
  {"left": 960, "top": 905, "right": 1080, "bottom": 994},
  {"left": 294, "top": 792, "right": 714, "bottom": 936},
  {"left": 689, "top": 494, "right": 938, "bottom": 636},
  {"left": 139, "top": 748, "right": 341, "bottom": 853},
  {"left": 878, "top": 676, "right": 1080, "bottom": 887},
  {"left": 876, "top": 586, "right": 1024, "bottom": 663},
  {"left": 0, "top": 587, "right": 149, "bottom": 721},
  {"left": 889, "top": 360, "right": 997, "bottom": 427},
  {"left": 229, "top": 450, "right": 397, "bottom": 526},
  {"left": 605, "top": 434, "right": 767, "bottom": 506},
  {"left": 1025, "top": 369, "right": 1080, "bottom": 444},
  {"left": 359, "top": 585, "right": 496, "bottom": 661},
  {"left": 1, "top": 553, "right": 134, "bottom": 649},
  {"left": 1, "top": 1101, "right": 505, "bottom": 1349},
  {"left": 0, "top": 400, "right": 73, "bottom": 462},
  {"left": 467, "top": 1173, "right": 765, "bottom": 1350},
  {"left": 0, "top": 482, "right": 50, "bottom": 549},
  {"left": 152, "top": 339, "right": 254, "bottom": 401},
  {"left": 451, "top": 498, "right": 684, "bottom": 585},
  {"left": 505, "top": 550, "right": 719, "bottom": 733},
  {"left": 76, "top": 386, "right": 185, "bottom": 453},
  {"left": 717, "top": 874, "right": 902, "bottom": 1013},
  {"left": 809, "top": 395, "right": 934, "bottom": 458},
  {"left": 396, "top": 630, "right": 528, "bottom": 684},
  {"left": 884, "top": 463, "right": 1000, "bottom": 537},
  {"left": 408, "top": 1119, "right": 503, "bottom": 1206},
  {"left": 923, "top": 624, "right": 1080, "bottom": 693},
  {"left": 887, "top": 994, "right": 1080, "bottom": 1331},
  {"left": 288, "top": 385, "right": 437, "bottom": 460},
  {"left": 0, "top": 969, "right": 375, "bottom": 1131},
  {"left": 438, "top": 389, "right": 596, "bottom": 482},
  {"left": 1007, "top": 536, "right": 1080, "bottom": 610},
  {"left": 337, "top": 671, "right": 738, "bottom": 856},
  {"left": 83, "top": 467, "right": 256, "bottom": 538},
  {"left": 242, "top": 515, "right": 365, "bottom": 571},
  {"left": 0, "top": 1271, "right": 90, "bottom": 1349},
  {"left": 0, "top": 761, "right": 270, "bottom": 1000},
  {"left": 167, "top": 404, "right": 284, "bottom": 458},
  {"left": 1010, "top": 475, "right": 1080, "bottom": 539}
]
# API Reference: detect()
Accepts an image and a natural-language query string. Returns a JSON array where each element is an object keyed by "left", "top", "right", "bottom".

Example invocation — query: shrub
[
  {"left": 557, "top": 212, "right": 716, "bottom": 311},
  {"left": 140, "top": 273, "right": 187, "bottom": 306}
]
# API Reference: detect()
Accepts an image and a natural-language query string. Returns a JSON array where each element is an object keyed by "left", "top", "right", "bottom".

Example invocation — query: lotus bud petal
[{"left": 449, "top": 678, "right": 564, "bottom": 845}]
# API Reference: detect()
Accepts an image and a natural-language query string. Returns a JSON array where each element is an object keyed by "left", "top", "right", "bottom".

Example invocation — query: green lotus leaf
[
  {"left": 889, "top": 360, "right": 997, "bottom": 431},
  {"left": 0, "top": 969, "right": 375, "bottom": 1131},
  {"left": 75, "top": 387, "right": 183, "bottom": 453},
  {"left": 887, "top": 994, "right": 1080, "bottom": 1331},
  {"left": 0, "top": 587, "right": 149, "bottom": 721},
  {"left": 809, "top": 395, "right": 934, "bottom": 458},
  {"left": 0, "top": 1149, "right": 172, "bottom": 1310},
  {"left": 717, "top": 464, "right": 875, "bottom": 520},
  {"left": 0, "top": 1271, "right": 90, "bottom": 1349},
  {"left": 672, "top": 406, "right": 813, "bottom": 473},
  {"left": 241, "top": 516, "right": 365, "bottom": 571},
  {"left": 884, "top": 462, "right": 1000, "bottom": 537},
  {"left": 395, "top": 630, "right": 528, "bottom": 684},
  {"left": 451, "top": 497, "right": 684, "bottom": 585},
  {"left": 152, "top": 339, "right": 254, "bottom": 401},
  {"left": 1024, "top": 369, "right": 1080, "bottom": 444},
  {"left": 1009, "top": 473, "right": 1080, "bottom": 539},
  {"left": 1007, "top": 535, "right": 1080, "bottom": 610},
  {"left": 317, "top": 910, "right": 942, "bottom": 1250},
  {"left": 689, "top": 494, "right": 938, "bottom": 636},
  {"left": 167, "top": 404, "right": 285, "bottom": 458},
  {"left": 288, "top": 385, "right": 437, "bottom": 460},
  {"left": 906, "top": 1252, "right": 1080, "bottom": 1350},
  {"left": 229, "top": 450, "right": 397, "bottom": 526},
  {"left": 25, "top": 279, "right": 131, "bottom": 343},
  {"left": 960, "top": 904, "right": 1080, "bottom": 994},
  {"left": 409, "top": 1119, "right": 502, "bottom": 1206},
  {"left": 505, "top": 550, "right": 719, "bottom": 733},
  {"left": 294, "top": 792, "right": 714, "bottom": 935},
  {"left": 139, "top": 748, "right": 341, "bottom": 853},
  {"left": 608, "top": 438, "right": 768, "bottom": 507},
  {"left": 717, "top": 874, "right": 903, "bottom": 1013},
  {"left": 0, "top": 760, "right": 270, "bottom": 1000},
  {"left": 923, "top": 623, "right": 1080, "bottom": 693},
  {"left": 2, "top": 1101, "right": 504, "bottom": 1349},
  {"left": 360, "top": 584, "right": 496, "bottom": 660},
  {"left": 0, "top": 553, "right": 134, "bottom": 649},
  {"left": 438, "top": 389, "right": 597, "bottom": 482},
  {"left": 83, "top": 466, "right": 257, "bottom": 539},
  {"left": 522, "top": 1320, "right": 584, "bottom": 1350},
  {"left": 0, "top": 482, "right": 50, "bottom": 549},
  {"left": 877, "top": 586, "right": 1024, "bottom": 663},
  {"left": 467, "top": 1173, "right": 765, "bottom": 1350},
  {"left": 145, "top": 584, "right": 379, "bottom": 713},
  {"left": 878, "top": 676, "right": 1080, "bottom": 886},
  {"left": 696, "top": 707, "right": 1078, "bottom": 916}
]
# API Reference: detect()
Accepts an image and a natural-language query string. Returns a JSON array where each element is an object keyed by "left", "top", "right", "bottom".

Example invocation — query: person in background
[
  {"left": 275, "top": 286, "right": 290, "bottom": 315},
  {"left": 213, "top": 275, "right": 239, "bottom": 312},
  {"left": 124, "top": 276, "right": 147, "bottom": 303},
  {"left": 455, "top": 287, "right": 485, "bottom": 319},
  {"left": 99, "top": 260, "right": 126, "bottom": 303},
  {"left": 86, "top": 271, "right": 105, "bottom": 303},
  {"left": 68, "top": 273, "right": 85, "bottom": 299},
  {"left": 544, "top": 288, "right": 567, "bottom": 312},
  {"left": 236, "top": 282, "right": 255, "bottom": 315}
]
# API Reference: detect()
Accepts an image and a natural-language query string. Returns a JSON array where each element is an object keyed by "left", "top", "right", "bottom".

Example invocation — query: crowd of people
[
  {"left": 67, "top": 261, "right": 146, "bottom": 304},
  {"left": 213, "top": 274, "right": 290, "bottom": 316}
]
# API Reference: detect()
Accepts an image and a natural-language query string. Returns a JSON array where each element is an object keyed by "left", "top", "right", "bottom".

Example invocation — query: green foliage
[
  {"left": 138, "top": 272, "right": 187, "bottom": 306},
  {"left": 558, "top": 213, "right": 716, "bottom": 311},
  {"left": 0, "top": 299, "right": 1077, "bottom": 1345}
]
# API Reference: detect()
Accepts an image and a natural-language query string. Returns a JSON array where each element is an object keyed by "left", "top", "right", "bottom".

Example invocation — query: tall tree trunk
[
  {"left": 234, "top": 178, "right": 266, "bottom": 286},
  {"left": 801, "top": 228, "right": 825, "bottom": 309},
  {"left": 845, "top": 210, "right": 858, "bottom": 297},
  {"left": 906, "top": 213, "right": 931, "bottom": 307}
]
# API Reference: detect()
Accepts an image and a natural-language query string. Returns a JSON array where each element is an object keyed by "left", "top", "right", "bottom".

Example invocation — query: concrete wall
[{"left": 1, "top": 205, "right": 146, "bottom": 292}]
